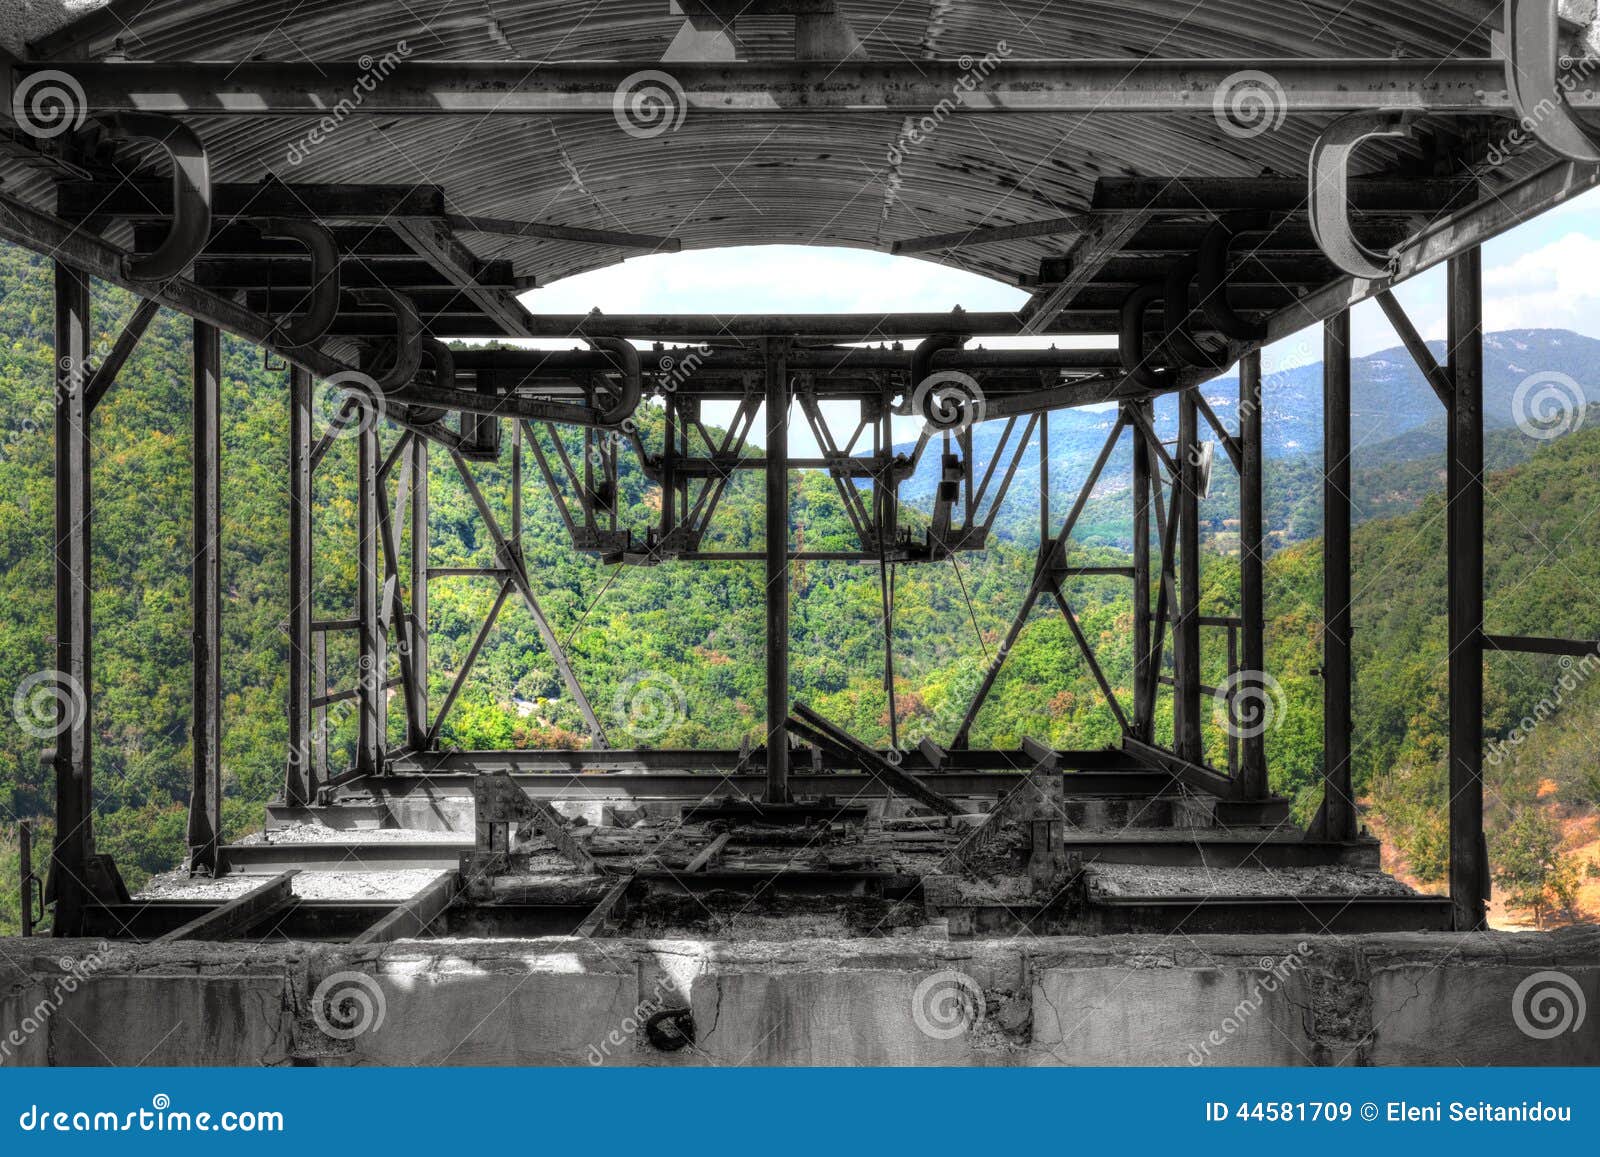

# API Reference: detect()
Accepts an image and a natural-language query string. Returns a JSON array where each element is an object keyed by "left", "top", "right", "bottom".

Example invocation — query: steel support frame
[
  {"left": 764, "top": 337, "right": 791, "bottom": 802},
  {"left": 1447, "top": 250, "right": 1488, "bottom": 932},
  {"left": 1318, "top": 311, "right": 1358, "bottom": 841},
  {"left": 48, "top": 261, "right": 94, "bottom": 936},
  {"left": 187, "top": 320, "right": 224, "bottom": 873}
]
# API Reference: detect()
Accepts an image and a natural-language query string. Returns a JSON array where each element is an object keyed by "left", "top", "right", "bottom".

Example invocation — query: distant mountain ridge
[{"left": 899, "top": 328, "right": 1600, "bottom": 547}]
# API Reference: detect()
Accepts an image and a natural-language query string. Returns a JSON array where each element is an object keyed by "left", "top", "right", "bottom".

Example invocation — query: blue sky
[{"left": 516, "top": 187, "right": 1600, "bottom": 452}]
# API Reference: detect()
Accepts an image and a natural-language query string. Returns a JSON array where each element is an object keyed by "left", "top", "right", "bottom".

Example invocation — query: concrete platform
[{"left": 3, "top": 930, "right": 1596, "bottom": 1067}]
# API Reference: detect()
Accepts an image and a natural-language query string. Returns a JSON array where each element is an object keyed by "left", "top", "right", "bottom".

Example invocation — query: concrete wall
[{"left": 2, "top": 930, "right": 1596, "bottom": 1067}]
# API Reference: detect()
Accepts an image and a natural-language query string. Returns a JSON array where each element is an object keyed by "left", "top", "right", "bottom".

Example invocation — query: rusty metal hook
[
  {"left": 1505, "top": 0, "right": 1600, "bottom": 163},
  {"left": 258, "top": 218, "right": 340, "bottom": 348},
  {"left": 1308, "top": 110, "right": 1416, "bottom": 280},
  {"left": 1198, "top": 221, "right": 1268, "bottom": 341},
  {"left": 104, "top": 111, "right": 211, "bottom": 281},
  {"left": 351, "top": 288, "right": 421, "bottom": 393},
  {"left": 1163, "top": 256, "right": 1233, "bottom": 370},
  {"left": 1120, "top": 283, "right": 1173, "bottom": 391},
  {"left": 588, "top": 336, "right": 642, "bottom": 427}
]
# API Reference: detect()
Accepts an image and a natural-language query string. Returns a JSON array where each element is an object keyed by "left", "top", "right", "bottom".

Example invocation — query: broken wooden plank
[
  {"left": 156, "top": 871, "right": 298, "bottom": 942},
  {"left": 351, "top": 870, "right": 460, "bottom": 947}
]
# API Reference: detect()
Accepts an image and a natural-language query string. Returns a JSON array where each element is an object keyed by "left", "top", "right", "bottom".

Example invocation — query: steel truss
[{"left": 22, "top": 10, "right": 1600, "bottom": 935}]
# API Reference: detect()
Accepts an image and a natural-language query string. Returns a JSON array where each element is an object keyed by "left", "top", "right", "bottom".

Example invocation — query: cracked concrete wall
[{"left": 2, "top": 931, "right": 1597, "bottom": 1067}]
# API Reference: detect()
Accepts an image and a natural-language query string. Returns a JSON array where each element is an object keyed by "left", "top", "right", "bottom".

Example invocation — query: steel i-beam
[
  {"left": 187, "top": 320, "right": 223, "bottom": 873},
  {"left": 1447, "top": 250, "right": 1488, "bottom": 931},
  {"left": 49, "top": 262, "right": 93, "bottom": 936},
  {"left": 1320, "top": 312, "right": 1357, "bottom": 841},
  {"left": 1238, "top": 352, "right": 1268, "bottom": 799},
  {"left": 765, "top": 337, "right": 791, "bottom": 803}
]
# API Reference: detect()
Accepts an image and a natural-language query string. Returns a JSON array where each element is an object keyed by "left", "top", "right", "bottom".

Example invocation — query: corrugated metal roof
[{"left": 11, "top": 1, "right": 1536, "bottom": 308}]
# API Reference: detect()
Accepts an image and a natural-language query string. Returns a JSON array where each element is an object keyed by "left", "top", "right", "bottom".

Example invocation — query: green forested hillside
[{"left": 1, "top": 241, "right": 1596, "bottom": 932}]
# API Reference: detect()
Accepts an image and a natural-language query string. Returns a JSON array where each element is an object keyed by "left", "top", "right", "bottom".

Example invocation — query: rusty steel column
[
  {"left": 1321, "top": 311, "right": 1357, "bottom": 840},
  {"left": 1239, "top": 351, "right": 1268, "bottom": 798},
  {"left": 1447, "top": 249, "right": 1488, "bottom": 931},
  {"left": 187, "top": 319, "right": 224, "bottom": 873},
  {"left": 357, "top": 407, "right": 386, "bottom": 774},
  {"left": 1174, "top": 390, "right": 1203, "bottom": 763},
  {"left": 408, "top": 435, "right": 430, "bottom": 751},
  {"left": 763, "top": 337, "right": 791, "bottom": 803},
  {"left": 286, "top": 366, "right": 314, "bottom": 805},
  {"left": 1129, "top": 400, "right": 1154, "bottom": 743},
  {"left": 49, "top": 261, "right": 93, "bottom": 936}
]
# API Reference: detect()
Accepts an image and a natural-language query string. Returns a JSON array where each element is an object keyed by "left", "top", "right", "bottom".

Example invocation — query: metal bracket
[
  {"left": 588, "top": 336, "right": 643, "bottom": 427},
  {"left": 351, "top": 288, "right": 422, "bottom": 392},
  {"left": 258, "top": 218, "right": 340, "bottom": 348},
  {"left": 1309, "top": 110, "right": 1415, "bottom": 280},
  {"left": 103, "top": 112, "right": 211, "bottom": 281},
  {"left": 1505, "top": 0, "right": 1600, "bottom": 163},
  {"left": 1162, "top": 255, "right": 1233, "bottom": 370},
  {"left": 1119, "top": 282, "right": 1173, "bottom": 390}
]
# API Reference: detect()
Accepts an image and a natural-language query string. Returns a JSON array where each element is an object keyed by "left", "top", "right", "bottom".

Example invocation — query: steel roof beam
[{"left": 12, "top": 57, "right": 1553, "bottom": 116}]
